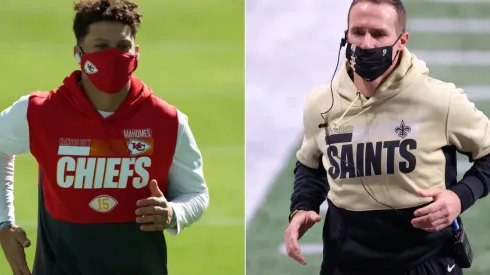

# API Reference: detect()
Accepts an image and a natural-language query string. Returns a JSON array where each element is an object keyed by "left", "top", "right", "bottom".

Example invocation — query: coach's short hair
[
  {"left": 72, "top": 0, "right": 143, "bottom": 44},
  {"left": 347, "top": 0, "right": 407, "bottom": 33}
]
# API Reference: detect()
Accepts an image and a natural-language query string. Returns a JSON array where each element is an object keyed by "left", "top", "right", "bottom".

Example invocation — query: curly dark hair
[{"left": 73, "top": 0, "right": 143, "bottom": 44}]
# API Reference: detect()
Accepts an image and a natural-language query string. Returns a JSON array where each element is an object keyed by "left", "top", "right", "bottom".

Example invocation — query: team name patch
[{"left": 56, "top": 138, "right": 154, "bottom": 190}]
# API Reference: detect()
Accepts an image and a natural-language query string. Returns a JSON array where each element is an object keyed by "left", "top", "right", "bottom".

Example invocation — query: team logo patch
[
  {"left": 127, "top": 139, "right": 152, "bottom": 156},
  {"left": 84, "top": 61, "right": 98, "bottom": 74},
  {"left": 395, "top": 120, "right": 411, "bottom": 139},
  {"left": 89, "top": 195, "right": 118, "bottom": 213}
]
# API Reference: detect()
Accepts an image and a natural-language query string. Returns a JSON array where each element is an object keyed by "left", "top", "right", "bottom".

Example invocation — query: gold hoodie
[{"left": 297, "top": 47, "right": 490, "bottom": 212}]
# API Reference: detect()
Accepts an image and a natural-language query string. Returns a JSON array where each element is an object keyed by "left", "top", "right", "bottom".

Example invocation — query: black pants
[
  {"left": 331, "top": 255, "right": 463, "bottom": 275},
  {"left": 404, "top": 256, "right": 462, "bottom": 275}
]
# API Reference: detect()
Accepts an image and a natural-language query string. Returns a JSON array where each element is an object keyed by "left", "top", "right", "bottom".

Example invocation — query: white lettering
[
  {"left": 123, "top": 129, "right": 153, "bottom": 139},
  {"left": 74, "top": 158, "right": 96, "bottom": 188},
  {"left": 104, "top": 158, "right": 121, "bottom": 189},
  {"left": 133, "top": 157, "right": 152, "bottom": 189},
  {"left": 57, "top": 157, "right": 76, "bottom": 188},
  {"left": 56, "top": 157, "right": 151, "bottom": 189},
  {"left": 118, "top": 158, "right": 135, "bottom": 188},
  {"left": 94, "top": 158, "right": 106, "bottom": 189}
]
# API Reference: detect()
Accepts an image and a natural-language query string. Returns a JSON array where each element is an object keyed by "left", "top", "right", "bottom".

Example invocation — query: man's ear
[
  {"left": 73, "top": 45, "right": 82, "bottom": 64},
  {"left": 341, "top": 29, "right": 348, "bottom": 46},
  {"left": 135, "top": 45, "right": 140, "bottom": 59},
  {"left": 398, "top": 32, "right": 409, "bottom": 51}
]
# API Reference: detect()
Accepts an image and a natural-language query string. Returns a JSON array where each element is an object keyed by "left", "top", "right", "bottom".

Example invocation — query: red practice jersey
[{"left": 26, "top": 71, "right": 178, "bottom": 274}]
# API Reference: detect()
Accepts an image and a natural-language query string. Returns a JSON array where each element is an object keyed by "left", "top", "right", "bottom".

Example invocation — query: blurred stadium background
[
  {"left": 0, "top": 0, "right": 244, "bottom": 274},
  {"left": 246, "top": 0, "right": 490, "bottom": 275}
]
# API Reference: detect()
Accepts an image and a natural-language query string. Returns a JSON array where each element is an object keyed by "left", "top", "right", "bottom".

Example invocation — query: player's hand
[
  {"left": 0, "top": 224, "right": 32, "bottom": 275},
  {"left": 284, "top": 210, "right": 321, "bottom": 265},
  {"left": 411, "top": 188, "right": 461, "bottom": 232},
  {"left": 135, "top": 179, "right": 174, "bottom": 231}
]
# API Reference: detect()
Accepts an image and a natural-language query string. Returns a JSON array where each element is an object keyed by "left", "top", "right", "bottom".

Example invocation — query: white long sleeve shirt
[{"left": 0, "top": 95, "right": 209, "bottom": 236}]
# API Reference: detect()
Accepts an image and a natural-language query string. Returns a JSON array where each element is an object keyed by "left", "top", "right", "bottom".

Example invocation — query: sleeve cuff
[
  {"left": 296, "top": 154, "right": 320, "bottom": 169},
  {"left": 0, "top": 221, "right": 12, "bottom": 230},
  {"left": 449, "top": 176, "right": 483, "bottom": 213},
  {"left": 166, "top": 203, "right": 183, "bottom": 236}
]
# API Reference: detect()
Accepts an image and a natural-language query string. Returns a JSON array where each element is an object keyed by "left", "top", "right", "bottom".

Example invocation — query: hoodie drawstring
[{"left": 333, "top": 92, "right": 371, "bottom": 128}]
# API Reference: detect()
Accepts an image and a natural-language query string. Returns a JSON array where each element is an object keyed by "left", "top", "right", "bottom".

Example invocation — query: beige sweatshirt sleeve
[
  {"left": 296, "top": 88, "right": 323, "bottom": 169},
  {"left": 447, "top": 89, "right": 490, "bottom": 161}
]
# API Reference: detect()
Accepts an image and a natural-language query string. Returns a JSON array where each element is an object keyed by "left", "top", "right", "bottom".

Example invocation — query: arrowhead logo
[{"left": 83, "top": 61, "right": 98, "bottom": 74}]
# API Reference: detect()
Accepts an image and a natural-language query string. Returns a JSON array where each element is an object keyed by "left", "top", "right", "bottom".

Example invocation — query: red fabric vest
[{"left": 27, "top": 72, "right": 179, "bottom": 224}]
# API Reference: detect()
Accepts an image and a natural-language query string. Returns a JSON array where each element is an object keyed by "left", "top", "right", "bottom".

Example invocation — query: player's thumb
[
  {"left": 417, "top": 188, "right": 442, "bottom": 198},
  {"left": 149, "top": 179, "right": 164, "bottom": 197},
  {"left": 307, "top": 211, "right": 321, "bottom": 223},
  {"left": 14, "top": 228, "right": 31, "bottom": 248}
]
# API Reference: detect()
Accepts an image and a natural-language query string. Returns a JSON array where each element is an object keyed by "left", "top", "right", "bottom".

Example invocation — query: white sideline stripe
[
  {"left": 412, "top": 50, "right": 490, "bottom": 66},
  {"left": 464, "top": 86, "right": 490, "bottom": 101},
  {"left": 278, "top": 242, "right": 323, "bottom": 255},
  {"left": 16, "top": 217, "right": 243, "bottom": 228},
  {"left": 408, "top": 19, "right": 490, "bottom": 34}
]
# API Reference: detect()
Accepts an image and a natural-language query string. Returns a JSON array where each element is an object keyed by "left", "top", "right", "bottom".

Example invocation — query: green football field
[
  {"left": 247, "top": 1, "right": 490, "bottom": 275},
  {"left": 0, "top": 0, "right": 244, "bottom": 274}
]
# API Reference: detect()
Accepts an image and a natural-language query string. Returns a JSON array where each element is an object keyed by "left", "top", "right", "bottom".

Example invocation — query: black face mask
[{"left": 345, "top": 34, "right": 403, "bottom": 82}]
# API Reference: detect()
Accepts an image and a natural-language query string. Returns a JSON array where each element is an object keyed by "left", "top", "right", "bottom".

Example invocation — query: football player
[
  {"left": 0, "top": 1, "right": 209, "bottom": 274},
  {"left": 285, "top": 0, "right": 490, "bottom": 274}
]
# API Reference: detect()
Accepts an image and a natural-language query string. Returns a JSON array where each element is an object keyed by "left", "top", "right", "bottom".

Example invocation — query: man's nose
[{"left": 360, "top": 34, "right": 376, "bottom": 49}]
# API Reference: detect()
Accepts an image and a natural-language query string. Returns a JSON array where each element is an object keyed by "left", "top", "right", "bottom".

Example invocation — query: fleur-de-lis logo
[{"left": 395, "top": 120, "right": 411, "bottom": 139}]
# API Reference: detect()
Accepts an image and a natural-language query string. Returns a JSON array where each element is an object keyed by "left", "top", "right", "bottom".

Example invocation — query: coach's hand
[
  {"left": 411, "top": 188, "right": 461, "bottom": 232},
  {"left": 135, "top": 180, "right": 174, "bottom": 231},
  {"left": 0, "top": 224, "right": 31, "bottom": 275},
  {"left": 284, "top": 210, "right": 321, "bottom": 265}
]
